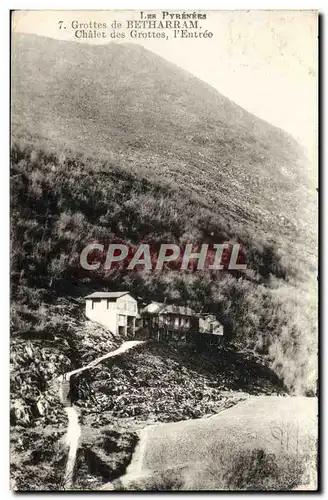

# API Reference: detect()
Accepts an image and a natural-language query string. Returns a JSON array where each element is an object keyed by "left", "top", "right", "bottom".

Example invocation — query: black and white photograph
[{"left": 10, "top": 9, "right": 318, "bottom": 491}]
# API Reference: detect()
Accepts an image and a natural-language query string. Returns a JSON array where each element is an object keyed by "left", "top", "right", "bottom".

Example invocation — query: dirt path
[
  {"left": 65, "top": 340, "right": 145, "bottom": 378},
  {"left": 63, "top": 406, "right": 81, "bottom": 489},
  {"left": 59, "top": 340, "right": 145, "bottom": 489},
  {"left": 102, "top": 396, "right": 317, "bottom": 491}
]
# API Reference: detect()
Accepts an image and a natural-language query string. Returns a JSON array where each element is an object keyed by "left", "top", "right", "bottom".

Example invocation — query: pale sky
[{"left": 12, "top": 10, "right": 318, "bottom": 164}]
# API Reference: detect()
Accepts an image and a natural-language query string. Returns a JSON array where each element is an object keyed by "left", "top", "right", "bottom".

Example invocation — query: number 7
[{"left": 58, "top": 21, "right": 63, "bottom": 29}]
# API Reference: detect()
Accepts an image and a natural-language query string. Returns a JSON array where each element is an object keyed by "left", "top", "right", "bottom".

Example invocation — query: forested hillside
[
  {"left": 11, "top": 32, "right": 317, "bottom": 415},
  {"left": 11, "top": 139, "right": 316, "bottom": 397}
]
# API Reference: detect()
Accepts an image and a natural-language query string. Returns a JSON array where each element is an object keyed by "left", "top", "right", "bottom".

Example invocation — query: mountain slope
[
  {"left": 10, "top": 32, "right": 317, "bottom": 400},
  {"left": 10, "top": 32, "right": 318, "bottom": 491},
  {"left": 11, "top": 33, "right": 315, "bottom": 250}
]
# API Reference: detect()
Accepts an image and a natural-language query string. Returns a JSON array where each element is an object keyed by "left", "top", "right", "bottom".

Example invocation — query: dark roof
[
  {"left": 85, "top": 291, "right": 130, "bottom": 300},
  {"left": 143, "top": 302, "right": 198, "bottom": 317},
  {"left": 163, "top": 304, "right": 198, "bottom": 316}
]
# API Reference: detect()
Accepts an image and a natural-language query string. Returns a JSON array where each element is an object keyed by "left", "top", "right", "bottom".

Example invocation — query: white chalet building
[{"left": 85, "top": 291, "right": 138, "bottom": 337}]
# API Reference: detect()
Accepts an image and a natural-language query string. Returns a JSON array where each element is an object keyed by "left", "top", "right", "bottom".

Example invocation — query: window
[
  {"left": 129, "top": 302, "right": 137, "bottom": 312},
  {"left": 91, "top": 298, "right": 101, "bottom": 310}
]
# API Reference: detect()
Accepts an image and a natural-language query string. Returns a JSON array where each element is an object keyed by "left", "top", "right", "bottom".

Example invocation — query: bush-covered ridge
[
  {"left": 11, "top": 141, "right": 317, "bottom": 396},
  {"left": 12, "top": 33, "right": 316, "bottom": 258}
]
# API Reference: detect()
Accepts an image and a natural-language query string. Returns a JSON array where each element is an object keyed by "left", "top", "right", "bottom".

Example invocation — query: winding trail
[
  {"left": 57, "top": 340, "right": 145, "bottom": 490},
  {"left": 63, "top": 407, "right": 81, "bottom": 489},
  {"left": 65, "top": 340, "right": 145, "bottom": 378}
]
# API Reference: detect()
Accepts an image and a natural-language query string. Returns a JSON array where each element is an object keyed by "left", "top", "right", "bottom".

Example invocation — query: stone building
[{"left": 85, "top": 291, "right": 138, "bottom": 337}]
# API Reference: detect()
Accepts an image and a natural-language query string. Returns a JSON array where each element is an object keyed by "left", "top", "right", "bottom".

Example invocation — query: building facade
[
  {"left": 199, "top": 315, "right": 224, "bottom": 346},
  {"left": 84, "top": 292, "right": 225, "bottom": 345},
  {"left": 85, "top": 291, "right": 138, "bottom": 337},
  {"left": 141, "top": 302, "right": 199, "bottom": 342}
]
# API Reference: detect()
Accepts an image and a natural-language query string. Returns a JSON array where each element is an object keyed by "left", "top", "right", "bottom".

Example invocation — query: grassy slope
[
  {"left": 11, "top": 34, "right": 316, "bottom": 251},
  {"left": 113, "top": 396, "right": 317, "bottom": 491}
]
